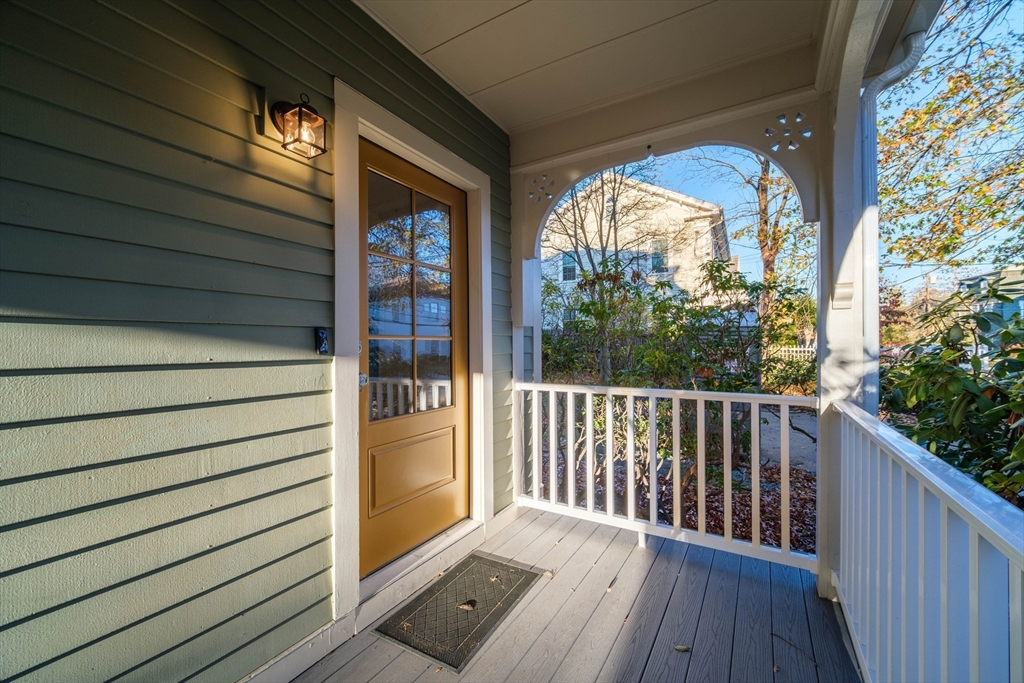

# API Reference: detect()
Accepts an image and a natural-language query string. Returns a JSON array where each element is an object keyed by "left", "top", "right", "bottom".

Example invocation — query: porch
[
  {"left": 296, "top": 382, "right": 1023, "bottom": 683},
  {"left": 295, "top": 509, "right": 858, "bottom": 683}
]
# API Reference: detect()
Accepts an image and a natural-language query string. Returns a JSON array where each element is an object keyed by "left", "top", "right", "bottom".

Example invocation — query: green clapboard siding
[{"left": 0, "top": 0, "right": 512, "bottom": 680}]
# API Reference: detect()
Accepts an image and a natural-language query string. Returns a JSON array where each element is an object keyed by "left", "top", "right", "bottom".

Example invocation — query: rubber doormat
[{"left": 376, "top": 552, "right": 541, "bottom": 672}]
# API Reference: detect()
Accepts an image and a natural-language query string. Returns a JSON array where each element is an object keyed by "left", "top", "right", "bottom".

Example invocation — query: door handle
[{"left": 358, "top": 372, "right": 368, "bottom": 391}]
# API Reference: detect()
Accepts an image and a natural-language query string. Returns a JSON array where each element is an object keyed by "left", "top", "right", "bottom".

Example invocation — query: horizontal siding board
[
  {"left": 0, "top": 225, "right": 334, "bottom": 303},
  {"left": 0, "top": 3, "right": 333, "bottom": 172},
  {"left": 494, "top": 404, "right": 514, "bottom": 428},
  {"left": 493, "top": 304, "right": 513, "bottom": 323},
  {"left": 3, "top": 477, "right": 332, "bottom": 623},
  {"left": 491, "top": 257, "right": 511, "bottom": 278},
  {"left": 1, "top": 511, "right": 327, "bottom": 671},
  {"left": 492, "top": 353, "right": 513, "bottom": 373},
  {"left": 493, "top": 454, "right": 514, "bottom": 480},
  {"left": 0, "top": 393, "right": 332, "bottom": 482},
  {"left": 0, "top": 91, "right": 333, "bottom": 225},
  {"left": 493, "top": 419, "right": 514, "bottom": 444},
  {"left": 490, "top": 194, "right": 511, "bottom": 221},
  {"left": 0, "top": 272, "right": 333, "bottom": 326},
  {"left": 19, "top": 541, "right": 332, "bottom": 683},
  {"left": 136, "top": 573, "right": 333, "bottom": 683},
  {"left": 493, "top": 290, "right": 516, "bottom": 309},
  {"left": 494, "top": 490, "right": 514, "bottom": 512},
  {"left": 492, "top": 273, "right": 512, "bottom": 293},
  {"left": 16, "top": 0, "right": 258, "bottom": 114},
  {"left": 0, "top": 181, "right": 333, "bottom": 276},
  {"left": 1, "top": 516, "right": 330, "bottom": 676},
  {"left": 167, "top": 0, "right": 336, "bottom": 103},
  {"left": 491, "top": 335, "right": 513, "bottom": 355},
  {"left": 492, "top": 368, "right": 514, "bottom": 388},
  {"left": 0, "top": 321, "right": 327, "bottom": 370},
  {"left": 492, "top": 319, "right": 514, "bottom": 337},
  {"left": 0, "top": 362, "right": 333, "bottom": 424},
  {"left": 100, "top": 0, "right": 333, "bottom": 173},
  {"left": 0, "top": 47, "right": 333, "bottom": 199},
  {"left": 490, "top": 211, "right": 511, "bottom": 233},
  {"left": 1, "top": 451, "right": 332, "bottom": 574},
  {"left": 0, "top": 136, "right": 333, "bottom": 249}
]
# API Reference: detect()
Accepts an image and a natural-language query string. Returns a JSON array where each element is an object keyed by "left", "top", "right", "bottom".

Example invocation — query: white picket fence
[
  {"left": 768, "top": 345, "right": 817, "bottom": 361},
  {"left": 834, "top": 400, "right": 1024, "bottom": 683},
  {"left": 514, "top": 382, "right": 819, "bottom": 571},
  {"left": 369, "top": 378, "right": 452, "bottom": 418}
]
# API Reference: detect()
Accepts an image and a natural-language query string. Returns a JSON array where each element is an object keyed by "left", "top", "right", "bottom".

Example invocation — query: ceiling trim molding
[{"left": 510, "top": 85, "right": 819, "bottom": 175}]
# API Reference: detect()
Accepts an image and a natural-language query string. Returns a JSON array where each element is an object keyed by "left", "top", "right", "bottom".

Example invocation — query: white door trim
[{"left": 331, "top": 77, "right": 495, "bottom": 623}]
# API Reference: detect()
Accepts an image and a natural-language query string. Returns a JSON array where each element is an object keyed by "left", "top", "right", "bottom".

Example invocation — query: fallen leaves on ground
[{"left": 540, "top": 452, "right": 817, "bottom": 554}]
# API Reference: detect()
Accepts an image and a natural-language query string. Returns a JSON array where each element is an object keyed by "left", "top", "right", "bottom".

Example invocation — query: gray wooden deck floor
[{"left": 295, "top": 510, "right": 860, "bottom": 683}]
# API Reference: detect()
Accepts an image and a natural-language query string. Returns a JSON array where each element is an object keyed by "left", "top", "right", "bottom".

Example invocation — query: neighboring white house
[{"left": 540, "top": 177, "right": 732, "bottom": 327}]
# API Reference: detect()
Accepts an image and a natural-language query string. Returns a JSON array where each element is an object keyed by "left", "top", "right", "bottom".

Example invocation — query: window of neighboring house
[
  {"left": 651, "top": 240, "right": 668, "bottom": 273},
  {"left": 563, "top": 308, "right": 576, "bottom": 323},
  {"left": 605, "top": 195, "right": 616, "bottom": 222},
  {"left": 562, "top": 253, "right": 576, "bottom": 281}
]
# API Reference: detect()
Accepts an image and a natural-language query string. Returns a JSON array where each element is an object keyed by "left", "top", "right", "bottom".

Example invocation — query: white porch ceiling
[{"left": 358, "top": 0, "right": 825, "bottom": 133}]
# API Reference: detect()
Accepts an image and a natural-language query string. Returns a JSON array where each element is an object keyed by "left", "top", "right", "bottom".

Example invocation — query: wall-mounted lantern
[{"left": 270, "top": 93, "right": 326, "bottom": 159}]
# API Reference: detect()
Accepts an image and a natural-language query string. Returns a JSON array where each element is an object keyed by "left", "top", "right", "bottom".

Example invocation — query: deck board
[
  {"left": 294, "top": 512, "right": 857, "bottom": 683},
  {"left": 640, "top": 544, "right": 714, "bottom": 683},
  {"left": 597, "top": 538, "right": 688, "bottom": 682},
  {"left": 771, "top": 563, "right": 820, "bottom": 683},
  {"left": 684, "top": 550, "right": 741, "bottom": 683},
  {"left": 800, "top": 571, "right": 861, "bottom": 683},
  {"left": 505, "top": 528, "right": 637, "bottom": 682},
  {"left": 550, "top": 537, "right": 665, "bottom": 683},
  {"left": 730, "top": 557, "right": 775, "bottom": 683}
]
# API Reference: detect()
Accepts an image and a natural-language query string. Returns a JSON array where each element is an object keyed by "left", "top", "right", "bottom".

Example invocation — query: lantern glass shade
[{"left": 280, "top": 102, "right": 326, "bottom": 159}]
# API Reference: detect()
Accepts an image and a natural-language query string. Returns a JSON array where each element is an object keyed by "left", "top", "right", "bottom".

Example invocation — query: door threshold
[{"left": 358, "top": 518, "right": 482, "bottom": 605}]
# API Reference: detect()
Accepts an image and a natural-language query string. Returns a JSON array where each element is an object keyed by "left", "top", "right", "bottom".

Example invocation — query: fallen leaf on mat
[
  {"left": 674, "top": 645, "right": 691, "bottom": 653},
  {"left": 774, "top": 665, "right": 780, "bottom": 673},
  {"left": 458, "top": 599, "right": 477, "bottom": 611}
]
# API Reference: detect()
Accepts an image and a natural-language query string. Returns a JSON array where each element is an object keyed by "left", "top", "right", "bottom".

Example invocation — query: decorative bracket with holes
[
  {"left": 764, "top": 112, "right": 812, "bottom": 152},
  {"left": 527, "top": 174, "right": 556, "bottom": 205}
]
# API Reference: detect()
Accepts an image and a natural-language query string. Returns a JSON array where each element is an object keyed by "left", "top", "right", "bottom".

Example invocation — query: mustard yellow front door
[{"left": 358, "top": 139, "right": 470, "bottom": 577}]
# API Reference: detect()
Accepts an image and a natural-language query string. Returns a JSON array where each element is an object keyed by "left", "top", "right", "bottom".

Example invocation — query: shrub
[{"left": 881, "top": 278, "right": 1024, "bottom": 508}]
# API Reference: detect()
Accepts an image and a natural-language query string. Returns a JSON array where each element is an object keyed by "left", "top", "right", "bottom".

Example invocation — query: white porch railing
[
  {"left": 834, "top": 400, "right": 1024, "bottom": 683},
  {"left": 369, "top": 378, "right": 452, "bottom": 418},
  {"left": 514, "top": 382, "right": 819, "bottom": 571}
]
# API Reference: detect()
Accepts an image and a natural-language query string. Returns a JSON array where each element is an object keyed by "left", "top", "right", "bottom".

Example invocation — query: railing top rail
[
  {"left": 834, "top": 399, "right": 1024, "bottom": 567},
  {"left": 514, "top": 381, "right": 818, "bottom": 408}
]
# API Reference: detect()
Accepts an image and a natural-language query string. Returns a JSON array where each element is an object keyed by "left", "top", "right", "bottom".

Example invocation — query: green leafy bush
[{"left": 881, "top": 279, "right": 1024, "bottom": 508}]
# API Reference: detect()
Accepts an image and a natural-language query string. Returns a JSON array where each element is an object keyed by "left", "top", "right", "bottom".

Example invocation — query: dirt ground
[{"left": 756, "top": 406, "right": 818, "bottom": 472}]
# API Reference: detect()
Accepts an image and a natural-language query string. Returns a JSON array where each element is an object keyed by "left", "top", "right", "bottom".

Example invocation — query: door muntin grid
[{"left": 368, "top": 171, "right": 453, "bottom": 421}]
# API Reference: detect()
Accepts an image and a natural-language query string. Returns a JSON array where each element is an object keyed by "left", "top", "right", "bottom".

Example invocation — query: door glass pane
[
  {"left": 369, "top": 255, "right": 412, "bottom": 336},
  {"left": 369, "top": 339, "right": 413, "bottom": 420},
  {"left": 415, "top": 192, "right": 450, "bottom": 267},
  {"left": 367, "top": 171, "right": 412, "bottom": 259},
  {"left": 415, "top": 267, "right": 451, "bottom": 337},
  {"left": 417, "top": 340, "right": 452, "bottom": 411}
]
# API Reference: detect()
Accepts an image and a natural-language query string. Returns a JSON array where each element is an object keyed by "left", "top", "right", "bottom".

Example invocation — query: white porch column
[{"left": 817, "top": 3, "right": 926, "bottom": 597}]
